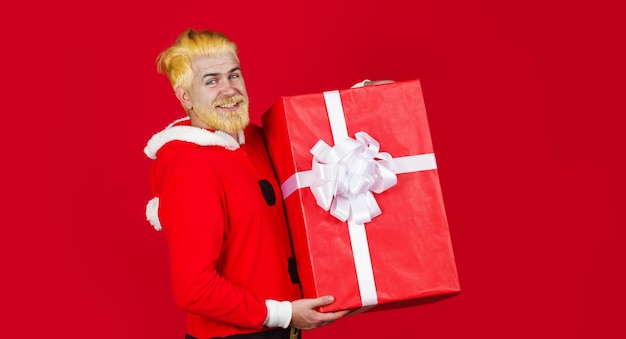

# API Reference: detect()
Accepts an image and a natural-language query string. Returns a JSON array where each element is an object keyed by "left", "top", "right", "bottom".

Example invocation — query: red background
[{"left": 3, "top": 0, "right": 624, "bottom": 338}]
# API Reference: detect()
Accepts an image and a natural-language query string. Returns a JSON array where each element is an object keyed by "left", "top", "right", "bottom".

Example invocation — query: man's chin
[
  {"left": 218, "top": 116, "right": 250, "bottom": 134},
  {"left": 222, "top": 124, "right": 248, "bottom": 134},
  {"left": 195, "top": 105, "right": 250, "bottom": 134}
]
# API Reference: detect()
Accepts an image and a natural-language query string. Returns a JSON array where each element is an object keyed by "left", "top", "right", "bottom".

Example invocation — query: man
[{"left": 144, "top": 28, "right": 349, "bottom": 339}]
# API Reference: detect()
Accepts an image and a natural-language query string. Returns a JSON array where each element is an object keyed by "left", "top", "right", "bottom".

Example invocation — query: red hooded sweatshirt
[{"left": 144, "top": 117, "right": 301, "bottom": 338}]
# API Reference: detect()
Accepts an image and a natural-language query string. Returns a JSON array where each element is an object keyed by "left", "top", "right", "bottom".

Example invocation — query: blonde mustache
[{"left": 213, "top": 94, "right": 247, "bottom": 108}]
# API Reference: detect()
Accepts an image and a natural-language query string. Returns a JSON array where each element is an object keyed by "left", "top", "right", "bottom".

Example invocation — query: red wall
[{"left": 3, "top": 0, "right": 624, "bottom": 337}]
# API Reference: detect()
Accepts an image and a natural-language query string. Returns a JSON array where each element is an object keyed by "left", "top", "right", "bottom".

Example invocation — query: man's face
[{"left": 180, "top": 53, "right": 249, "bottom": 133}]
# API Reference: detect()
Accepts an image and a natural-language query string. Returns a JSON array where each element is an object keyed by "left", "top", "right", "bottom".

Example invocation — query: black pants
[{"left": 185, "top": 327, "right": 300, "bottom": 339}]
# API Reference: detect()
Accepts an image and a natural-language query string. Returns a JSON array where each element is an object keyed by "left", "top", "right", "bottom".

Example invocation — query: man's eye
[
  {"left": 205, "top": 79, "right": 217, "bottom": 86},
  {"left": 229, "top": 73, "right": 240, "bottom": 79}
]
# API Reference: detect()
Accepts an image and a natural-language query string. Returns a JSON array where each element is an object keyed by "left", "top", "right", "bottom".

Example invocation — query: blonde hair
[{"left": 156, "top": 28, "right": 239, "bottom": 90}]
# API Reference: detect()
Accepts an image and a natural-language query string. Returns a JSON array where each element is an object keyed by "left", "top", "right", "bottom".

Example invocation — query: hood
[
  {"left": 144, "top": 116, "right": 245, "bottom": 159},
  {"left": 144, "top": 117, "right": 246, "bottom": 230}
]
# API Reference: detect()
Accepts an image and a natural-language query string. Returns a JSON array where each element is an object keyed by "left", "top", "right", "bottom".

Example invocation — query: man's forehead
[{"left": 192, "top": 54, "right": 240, "bottom": 75}]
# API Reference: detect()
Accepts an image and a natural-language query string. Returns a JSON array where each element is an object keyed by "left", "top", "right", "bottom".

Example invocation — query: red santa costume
[{"left": 144, "top": 117, "right": 301, "bottom": 338}]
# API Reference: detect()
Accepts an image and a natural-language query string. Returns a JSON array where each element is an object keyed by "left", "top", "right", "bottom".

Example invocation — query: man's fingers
[
  {"left": 308, "top": 295, "right": 336, "bottom": 308},
  {"left": 335, "top": 310, "right": 350, "bottom": 317},
  {"left": 320, "top": 309, "right": 350, "bottom": 321},
  {"left": 309, "top": 306, "right": 349, "bottom": 328},
  {"left": 314, "top": 310, "right": 350, "bottom": 328}
]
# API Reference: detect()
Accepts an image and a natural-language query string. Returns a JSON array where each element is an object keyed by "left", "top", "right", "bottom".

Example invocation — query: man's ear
[{"left": 175, "top": 87, "right": 193, "bottom": 110}]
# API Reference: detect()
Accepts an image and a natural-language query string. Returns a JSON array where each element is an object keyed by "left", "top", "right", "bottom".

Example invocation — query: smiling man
[
  {"left": 176, "top": 55, "right": 249, "bottom": 136},
  {"left": 144, "top": 28, "right": 348, "bottom": 339}
]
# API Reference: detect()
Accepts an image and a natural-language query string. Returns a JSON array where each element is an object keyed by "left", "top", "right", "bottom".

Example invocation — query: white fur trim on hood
[
  {"left": 144, "top": 117, "right": 246, "bottom": 231},
  {"left": 146, "top": 197, "right": 161, "bottom": 231},
  {"left": 144, "top": 117, "right": 246, "bottom": 159}
]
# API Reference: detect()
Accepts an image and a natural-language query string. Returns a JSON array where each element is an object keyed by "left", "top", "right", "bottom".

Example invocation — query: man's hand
[
  {"left": 290, "top": 296, "right": 350, "bottom": 330},
  {"left": 364, "top": 79, "right": 394, "bottom": 86}
]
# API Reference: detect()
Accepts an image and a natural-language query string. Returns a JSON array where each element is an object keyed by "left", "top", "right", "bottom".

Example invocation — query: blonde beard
[{"left": 194, "top": 95, "right": 250, "bottom": 134}]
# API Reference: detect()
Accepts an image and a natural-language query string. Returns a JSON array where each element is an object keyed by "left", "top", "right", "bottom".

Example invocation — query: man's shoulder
[
  {"left": 157, "top": 139, "right": 201, "bottom": 163},
  {"left": 160, "top": 139, "right": 226, "bottom": 160},
  {"left": 156, "top": 141, "right": 230, "bottom": 183}
]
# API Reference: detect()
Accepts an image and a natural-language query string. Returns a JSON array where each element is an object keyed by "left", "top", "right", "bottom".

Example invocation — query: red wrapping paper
[{"left": 262, "top": 79, "right": 460, "bottom": 313}]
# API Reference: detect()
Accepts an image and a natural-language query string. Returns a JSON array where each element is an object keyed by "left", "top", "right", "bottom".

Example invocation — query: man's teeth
[{"left": 219, "top": 103, "right": 237, "bottom": 108}]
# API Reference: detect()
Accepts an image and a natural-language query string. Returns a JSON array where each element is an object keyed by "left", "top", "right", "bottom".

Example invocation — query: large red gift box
[{"left": 261, "top": 79, "right": 460, "bottom": 313}]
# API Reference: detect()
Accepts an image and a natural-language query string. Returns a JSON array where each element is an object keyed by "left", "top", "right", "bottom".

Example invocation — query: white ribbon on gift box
[{"left": 280, "top": 90, "right": 438, "bottom": 308}]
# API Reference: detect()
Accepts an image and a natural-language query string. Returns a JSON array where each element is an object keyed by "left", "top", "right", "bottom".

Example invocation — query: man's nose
[{"left": 219, "top": 81, "right": 237, "bottom": 96}]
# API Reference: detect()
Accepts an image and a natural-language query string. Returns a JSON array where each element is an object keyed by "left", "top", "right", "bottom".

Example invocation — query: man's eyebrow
[{"left": 201, "top": 67, "right": 242, "bottom": 80}]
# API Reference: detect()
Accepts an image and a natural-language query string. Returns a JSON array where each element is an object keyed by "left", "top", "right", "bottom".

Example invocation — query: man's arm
[{"left": 159, "top": 151, "right": 268, "bottom": 329}]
